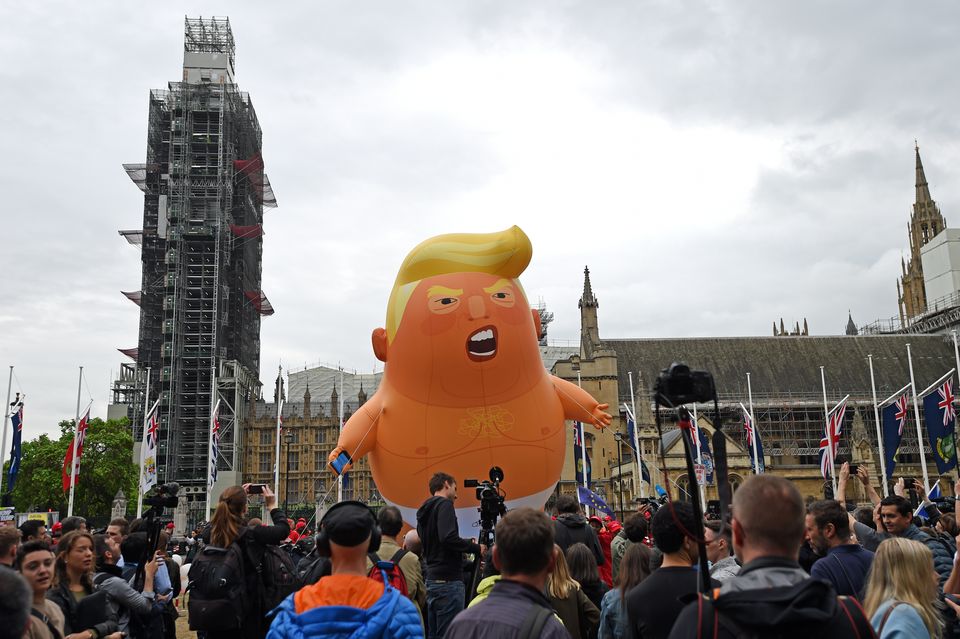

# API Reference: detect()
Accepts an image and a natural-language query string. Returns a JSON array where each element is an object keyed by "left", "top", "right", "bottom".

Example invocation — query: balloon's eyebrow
[
  {"left": 427, "top": 285, "right": 463, "bottom": 298},
  {"left": 483, "top": 279, "right": 513, "bottom": 294}
]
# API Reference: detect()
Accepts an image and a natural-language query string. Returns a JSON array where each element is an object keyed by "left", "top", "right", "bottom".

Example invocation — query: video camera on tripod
[
  {"left": 464, "top": 466, "right": 507, "bottom": 535},
  {"left": 465, "top": 466, "right": 506, "bottom": 604},
  {"left": 133, "top": 482, "right": 179, "bottom": 591}
]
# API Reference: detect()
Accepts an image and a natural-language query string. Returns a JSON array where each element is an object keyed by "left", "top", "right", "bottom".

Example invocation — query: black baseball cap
[{"left": 322, "top": 501, "right": 374, "bottom": 547}]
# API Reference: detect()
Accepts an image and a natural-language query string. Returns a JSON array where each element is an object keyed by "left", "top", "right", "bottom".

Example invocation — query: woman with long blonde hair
[
  {"left": 46, "top": 530, "right": 122, "bottom": 639},
  {"left": 547, "top": 544, "right": 600, "bottom": 639},
  {"left": 863, "top": 537, "right": 942, "bottom": 638}
]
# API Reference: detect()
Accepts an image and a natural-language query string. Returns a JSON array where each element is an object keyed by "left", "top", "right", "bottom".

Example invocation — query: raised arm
[
  {"left": 328, "top": 392, "right": 383, "bottom": 473},
  {"left": 551, "top": 375, "right": 612, "bottom": 429},
  {"left": 857, "top": 465, "right": 882, "bottom": 506},
  {"left": 836, "top": 462, "right": 850, "bottom": 506}
]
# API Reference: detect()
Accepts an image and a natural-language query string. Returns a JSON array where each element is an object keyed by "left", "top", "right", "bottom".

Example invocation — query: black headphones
[{"left": 315, "top": 500, "right": 381, "bottom": 557}]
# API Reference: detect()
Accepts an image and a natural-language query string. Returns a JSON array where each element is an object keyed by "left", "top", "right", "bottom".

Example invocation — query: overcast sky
[{"left": 2, "top": 1, "right": 959, "bottom": 438}]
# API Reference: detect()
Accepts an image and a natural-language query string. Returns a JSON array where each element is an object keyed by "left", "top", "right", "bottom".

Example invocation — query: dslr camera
[
  {"left": 143, "top": 482, "right": 180, "bottom": 509},
  {"left": 654, "top": 363, "right": 716, "bottom": 406}
]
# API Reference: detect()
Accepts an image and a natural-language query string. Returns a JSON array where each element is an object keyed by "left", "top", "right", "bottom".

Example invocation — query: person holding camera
[
  {"left": 194, "top": 483, "right": 290, "bottom": 639},
  {"left": 93, "top": 533, "right": 160, "bottom": 635},
  {"left": 416, "top": 472, "right": 484, "bottom": 639}
]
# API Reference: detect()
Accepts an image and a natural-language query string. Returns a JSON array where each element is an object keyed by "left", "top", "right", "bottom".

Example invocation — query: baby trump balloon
[{"left": 329, "top": 226, "right": 612, "bottom": 535}]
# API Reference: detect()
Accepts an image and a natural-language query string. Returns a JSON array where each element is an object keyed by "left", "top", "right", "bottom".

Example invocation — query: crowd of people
[{"left": 4, "top": 463, "right": 960, "bottom": 638}]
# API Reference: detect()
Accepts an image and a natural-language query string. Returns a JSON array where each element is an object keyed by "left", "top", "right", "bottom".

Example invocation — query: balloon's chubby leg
[
  {"left": 551, "top": 375, "right": 612, "bottom": 430},
  {"left": 327, "top": 393, "right": 383, "bottom": 474}
]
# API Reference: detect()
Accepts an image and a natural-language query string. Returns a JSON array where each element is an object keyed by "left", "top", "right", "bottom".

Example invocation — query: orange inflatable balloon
[{"left": 330, "top": 226, "right": 611, "bottom": 535}]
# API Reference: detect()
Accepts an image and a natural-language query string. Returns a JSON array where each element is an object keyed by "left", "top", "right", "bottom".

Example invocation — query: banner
[
  {"left": 691, "top": 413, "right": 714, "bottom": 485},
  {"left": 141, "top": 402, "right": 160, "bottom": 494},
  {"left": 7, "top": 396, "right": 23, "bottom": 492},
  {"left": 923, "top": 378, "right": 958, "bottom": 475},
  {"left": 881, "top": 393, "right": 910, "bottom": 479},
  {"left": 573, "top": 422, "right": 592, "bottom": 487}
]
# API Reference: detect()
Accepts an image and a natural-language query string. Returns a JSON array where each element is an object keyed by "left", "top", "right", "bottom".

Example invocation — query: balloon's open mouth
[{"left": 466, "top": 325, "right": 498, "bottom": 362}]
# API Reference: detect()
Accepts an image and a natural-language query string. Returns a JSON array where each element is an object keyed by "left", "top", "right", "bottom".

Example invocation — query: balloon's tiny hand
[{"left": 592, "top": 404, "right": 612, "bottom": 428}]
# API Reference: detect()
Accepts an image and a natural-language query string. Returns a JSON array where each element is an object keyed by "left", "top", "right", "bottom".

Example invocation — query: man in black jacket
[
  {"left": 417, "top": 472, "right": 484, "bottom": 639},
  {"left": 553, "top": 494, "right": 604, "bottom": 566},
  {"left": 668, "top": 475, "right": 873, "bottom": 639}
]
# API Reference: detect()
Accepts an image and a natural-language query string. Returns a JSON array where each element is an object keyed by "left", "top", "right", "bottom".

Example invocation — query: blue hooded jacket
[{"left": 266, "top": 578, "right": 423, "bottom": 639}]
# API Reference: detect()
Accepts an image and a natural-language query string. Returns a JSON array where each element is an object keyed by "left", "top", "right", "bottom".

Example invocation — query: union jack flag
[
  {"left": 938, "top": 381, "right": 956, "bottom": 427},
  {"left": 145, "top": 411, "right": 159, "bottom": 448},
  {"left": 819, "top": 398, "right": 847, "bottom": 479},
  {"left": 894, "top": 394, "right": 909, "bottom": 436}
]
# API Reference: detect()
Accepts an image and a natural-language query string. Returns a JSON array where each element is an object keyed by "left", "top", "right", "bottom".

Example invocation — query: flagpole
[
  {"left": 820, "top": 366, "right": 838, "bottom": 496},
  {"left": 0, "top": 366, "right": 12, "bottom": 496},
  {"left": 67, "top": 366, "right": 83, "bottom": 517},
  {"left": 692, "top": 403, "right": 706, "bottom": 507},
  {"left": 338, "top": 366, "right": 344, "bottom": 503},
  {"left": 628, "top": 371, "right": 645, "bottom": 498},
  {"left": 868, "top": 355, "right": 889, "bottom": 497},
  {"left": 747, "top": 373, "right": 760, "bottom": 474},
  {"left": 906, "top": 343, "right": 931, "bottom": 494},
  {"left": 205, "top": 363, "right": 217, "bottom": 519}
]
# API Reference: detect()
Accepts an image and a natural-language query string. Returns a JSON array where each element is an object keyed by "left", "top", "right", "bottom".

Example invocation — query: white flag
[{"left": 141, "top": 401, "right": 160, "bottom": 493}]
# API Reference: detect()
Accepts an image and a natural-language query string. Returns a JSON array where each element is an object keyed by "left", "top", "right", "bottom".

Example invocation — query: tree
[{"left": 3, "top": 417, "right": 138, "bottom": 518}]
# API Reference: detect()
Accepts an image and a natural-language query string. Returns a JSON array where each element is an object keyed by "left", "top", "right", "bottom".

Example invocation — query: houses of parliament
[{"left": 241, "top": 144, "right": 960, "bottom": 517}]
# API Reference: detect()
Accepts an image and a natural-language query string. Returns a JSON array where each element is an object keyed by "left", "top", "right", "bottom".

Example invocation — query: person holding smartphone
[{"left": 201, "top": 483, "right": 289, "bottom": 639}]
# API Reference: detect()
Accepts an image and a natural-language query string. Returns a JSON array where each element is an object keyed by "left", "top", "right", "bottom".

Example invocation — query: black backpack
[
  {"left": 250, "top": 543, "right": 302, "bottom": 616},
  {"left": 187, "top": 544, "right": 248, "bottom": 631},
  {"left": 297, "top": 551, "right": 331, "bottom": 586}
]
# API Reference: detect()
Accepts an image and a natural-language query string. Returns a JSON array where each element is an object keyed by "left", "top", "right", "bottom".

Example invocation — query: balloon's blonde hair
[{"left": 386, "top": 226, "right": 533, "bottom": 341}]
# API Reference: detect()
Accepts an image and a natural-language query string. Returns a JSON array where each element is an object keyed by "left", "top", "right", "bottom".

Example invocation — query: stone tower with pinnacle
[
  {"left": 579, "top": 267, "right": 601, "bottom": 358},
  {"left": 899, "top": 143, "right": 947, "bottom": 324}
]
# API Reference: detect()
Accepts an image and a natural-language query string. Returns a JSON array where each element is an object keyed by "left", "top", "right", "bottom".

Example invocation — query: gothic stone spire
[{"left": 579, "top": 266, "right": 597, "bottom": 309}]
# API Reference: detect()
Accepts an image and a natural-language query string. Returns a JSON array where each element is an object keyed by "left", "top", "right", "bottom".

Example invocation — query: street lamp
[
  {"left": 284, "top": 430, "right": 295, "bottom": 515},
  {"left": 613, "top": 432, "right": 625, "bottom": 519}
]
